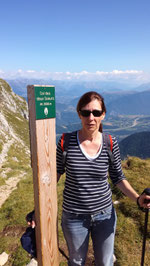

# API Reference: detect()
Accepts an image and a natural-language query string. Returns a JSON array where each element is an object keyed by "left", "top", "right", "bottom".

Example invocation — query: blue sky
[{"left": 0, "top": 0, "right": 150, "bottom": 83}]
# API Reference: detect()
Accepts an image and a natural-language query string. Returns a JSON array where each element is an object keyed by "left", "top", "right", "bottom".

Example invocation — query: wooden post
[{"left": 27, "top": 85, "right": 59, "bottom": 266}]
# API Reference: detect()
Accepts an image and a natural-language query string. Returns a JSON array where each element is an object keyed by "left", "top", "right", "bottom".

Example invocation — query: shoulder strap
[
  {"left": 61, "top": 132, "right": 72, "bottom": 167},
  {"left": 61, "top": 132, "right": 115, "bottom": 167},
  {"left": 103, "top": 133, "right": 114, "bottom": 166}
]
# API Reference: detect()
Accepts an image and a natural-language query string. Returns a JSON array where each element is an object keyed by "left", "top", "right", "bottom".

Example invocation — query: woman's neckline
[{"left": 77, "top": 130, "right": 102, "bottom": 159}]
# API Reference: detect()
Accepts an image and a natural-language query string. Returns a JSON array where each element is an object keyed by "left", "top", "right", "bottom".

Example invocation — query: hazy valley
[{"left": 6, "top": 77, "right": 150, "bottom": 142}]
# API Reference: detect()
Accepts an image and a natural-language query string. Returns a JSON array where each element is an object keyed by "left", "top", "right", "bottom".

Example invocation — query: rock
[
  {"left": 113, "top": 200, "right": 120, "bottom": 205},
  {"left": 113, "top": 254, "right": 117, "bottom": 263},
  {"left": 26, "top": 258, "right": 38, "bottom": 266},
  {"left": 0, "top": 252, "right": 9, "bottom": 266}
]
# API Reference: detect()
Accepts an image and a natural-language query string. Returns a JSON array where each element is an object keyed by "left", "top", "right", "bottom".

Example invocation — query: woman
[{"left": 56, "top": 91, "right": 150, "bottom": 266}]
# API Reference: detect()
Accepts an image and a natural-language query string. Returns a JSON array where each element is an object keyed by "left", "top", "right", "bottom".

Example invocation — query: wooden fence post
[{"left": 27, "top": 85, "right": 59, "bottom": 266}]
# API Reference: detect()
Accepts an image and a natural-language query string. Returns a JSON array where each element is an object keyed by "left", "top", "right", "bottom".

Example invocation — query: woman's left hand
[{"left": 26, "top": 210, "right": 36, "bottom": 228}]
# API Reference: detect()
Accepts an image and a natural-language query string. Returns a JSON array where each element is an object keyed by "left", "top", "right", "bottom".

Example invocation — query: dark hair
[{"left": 76, "top": 91, "right": 106, "bottom": 132}]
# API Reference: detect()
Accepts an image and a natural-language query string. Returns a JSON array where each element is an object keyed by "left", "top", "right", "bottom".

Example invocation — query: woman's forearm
[
  {"left": 116, "top": 179, "right": 139, "bottom": 202},
  {"left": 116, "top": 179, "right": 150, "bottom": 209}
]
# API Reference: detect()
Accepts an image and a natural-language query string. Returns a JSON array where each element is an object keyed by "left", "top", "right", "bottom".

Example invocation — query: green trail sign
[{"left": 34, "top": 85, "right": 56, "bottom": 120}]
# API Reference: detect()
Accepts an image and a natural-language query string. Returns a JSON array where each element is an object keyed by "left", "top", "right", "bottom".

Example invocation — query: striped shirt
[{"left": 57, "top": 131, "right": 126, "bottom": 214}]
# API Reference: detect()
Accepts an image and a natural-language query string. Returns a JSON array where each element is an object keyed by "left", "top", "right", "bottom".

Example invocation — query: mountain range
[
  {"left": 5, "top": 77, "right": 150, "bottom": 96},
  {"left": 119, "top": 131, "right": 150, "bottom": 159},
  {"left": 0, "top": 78, "right": 150, "bottom": 159},
  {"left": 5, "top": 77, "right": 150, "bottom": 118}
]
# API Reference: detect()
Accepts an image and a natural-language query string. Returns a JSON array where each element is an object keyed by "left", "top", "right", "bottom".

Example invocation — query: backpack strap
[
  {"left": 61, "top": 132, "right": 72, "bottom": 167},
  {"left": 103, "top": 133, "right": 114, "bottom": 167},
  {"left": 61, "top": 132, "right": 114, "bottom": 168}
]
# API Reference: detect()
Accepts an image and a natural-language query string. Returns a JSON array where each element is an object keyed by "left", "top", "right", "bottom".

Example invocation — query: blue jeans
[{"left": 62, "top": 205, "right": 117, "bottom": 266}]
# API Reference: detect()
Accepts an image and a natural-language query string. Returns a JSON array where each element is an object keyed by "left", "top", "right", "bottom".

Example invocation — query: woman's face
[{"left": 79, "top": 99, "right": 105, "bottom": 133}]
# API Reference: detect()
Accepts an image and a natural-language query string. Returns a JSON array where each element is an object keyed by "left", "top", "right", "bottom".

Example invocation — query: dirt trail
[
  {"left": 0, "top": 139, "right": 14, "bottom": 166},
  {"left": 0, "top": 173, "right": 26, "bottom": 208},
  {"left": 0, "top": 139, "right": 27, "bottom": 208}
]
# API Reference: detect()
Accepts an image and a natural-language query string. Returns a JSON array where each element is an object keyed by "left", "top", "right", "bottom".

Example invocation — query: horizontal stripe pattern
[{"left": 57, "top": 131, "right": 126, "bottom": 214}]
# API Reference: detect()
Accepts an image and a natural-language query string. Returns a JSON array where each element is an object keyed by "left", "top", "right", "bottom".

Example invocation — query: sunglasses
[{"left": 79, "top": 109, "right": 103, "bottom": 117}]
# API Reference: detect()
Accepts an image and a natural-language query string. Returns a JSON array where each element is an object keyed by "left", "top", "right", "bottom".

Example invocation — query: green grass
[
  {"left": 1, "top": 143, "right": 30, "bottom": 180},
  {"left": 0, "top": 170, "right": 34, "bottom": 265},
  {"left": 0, "top": 176, "right": 6, "bottom": 186},
  {"left": 57, "top": 174, "right": 65, "bottom": 240},
  {"left": 0, "top": 135, "right": 5, "bottom": 154},
  {"left": 0, "top": 79, "right": 12, "bottom": 94},
  {"left": 0, "top": 142, "right": 3, "bottom": 154},
  {"left": 0, "top": 157, "right": 150, "bottom": 265},
  {"left": 112, "top": 157, "right": 150, "bottom": 266}
]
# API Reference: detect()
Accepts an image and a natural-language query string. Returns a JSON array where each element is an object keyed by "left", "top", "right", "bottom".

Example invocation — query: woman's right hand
[{"left": 138, "top": 193, "right": 150, "bottom": 209}]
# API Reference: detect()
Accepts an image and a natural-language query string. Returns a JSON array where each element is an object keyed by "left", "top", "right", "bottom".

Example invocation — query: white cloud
[
  {"left": 27, "top": 70, "right": 36, "bottom": 73},
  {"left": 0, "top": 69, "right": 150, "bottom": 85},
  {"left": 0, "top": 70, "right": 5, "bottom": 74}
]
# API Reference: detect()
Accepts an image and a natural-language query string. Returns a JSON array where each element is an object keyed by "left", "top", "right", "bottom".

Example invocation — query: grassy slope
[
  {"left": 0, "top": 169, "right": 34, "bottom": 266},
  {"left": 0, "top": 80, "right": 32, "bottom": 265},
  {"left": 0, "top": 157, "right": 150, "bottom": 265},
  {"left": 112, "top": 157, "right": 150, "bottom": 266}
]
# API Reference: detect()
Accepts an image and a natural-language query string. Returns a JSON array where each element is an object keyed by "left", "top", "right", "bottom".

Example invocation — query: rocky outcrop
[
  {"left": 0, "top": 79, "right": 28, "bottom": 144},
  {"left": 0, "top": 78, "right": 28, "bottom": 118},
  {"left": 0, "top": 79, "right": 30, "bottom": 207}
]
